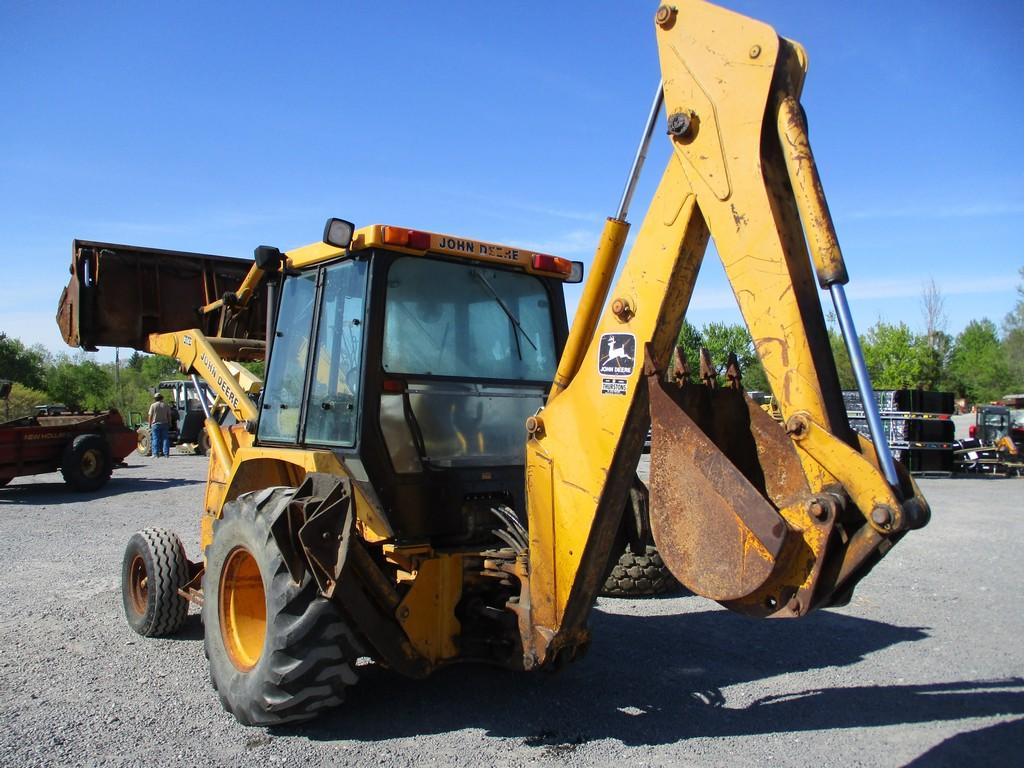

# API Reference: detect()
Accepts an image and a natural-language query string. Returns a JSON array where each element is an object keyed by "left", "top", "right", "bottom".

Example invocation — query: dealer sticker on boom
[
  {"left": 598, "top": 333, "right": 635, "bottom": 377},
  {"left": 601, "top": 378, "right": 628, "bottom": 396},
  {"left": 598, "top": 333, "right": 635, "bottom": 395}
]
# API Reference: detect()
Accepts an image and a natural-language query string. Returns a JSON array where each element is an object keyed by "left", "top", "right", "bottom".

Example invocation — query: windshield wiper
[{"left": 472, "top": 270, "right": 537, "bottom": 359}]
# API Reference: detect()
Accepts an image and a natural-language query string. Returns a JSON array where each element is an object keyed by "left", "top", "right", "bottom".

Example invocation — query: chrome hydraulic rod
[
  {"left": 191, "top": 374, "right": 212, "bottom": 419},
  {"left": 616, "top": 81, "right": 664, "bottom": 221},
  {"left": 829, "top": 284, "right": 901, "bottom": 490},
  {"left": 550, "top": 82, "right": 663, "bottom": 399}
]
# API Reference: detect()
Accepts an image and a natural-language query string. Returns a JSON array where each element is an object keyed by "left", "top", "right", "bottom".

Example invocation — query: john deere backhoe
[{"left": 58, "top": 1, "right": 929, "bottom": 726}]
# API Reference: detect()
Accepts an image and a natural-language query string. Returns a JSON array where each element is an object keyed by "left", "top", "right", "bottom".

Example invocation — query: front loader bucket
[{"left": 57, "top": 240, "right": 267, "bottom": 351}]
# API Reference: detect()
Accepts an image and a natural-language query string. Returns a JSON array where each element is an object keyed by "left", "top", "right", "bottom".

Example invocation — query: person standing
[{"left": 148, "top": 393, "right": 172, "bottom": 458}]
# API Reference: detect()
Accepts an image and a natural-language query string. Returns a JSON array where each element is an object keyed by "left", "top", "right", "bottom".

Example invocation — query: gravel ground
[{"left": 1, "top": 453, "right": 1022, "bottom": 767}]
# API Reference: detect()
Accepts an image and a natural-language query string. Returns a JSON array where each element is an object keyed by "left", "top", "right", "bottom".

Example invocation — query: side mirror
[
  {"left": 254, "top": 245, "right": 283, "bottom": 271},
  {"left": 323, "top": 218, "right": 355, "bottom": 249}
]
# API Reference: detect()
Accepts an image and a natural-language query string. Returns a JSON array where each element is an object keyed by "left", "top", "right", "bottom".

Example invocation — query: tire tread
[
  {"left": 122, "top": 527, "right": 189, "bottom": 637},
  {"left": 205, "top": 488, "right": 361, "bottom": 726},
  {"left": 601, "top": 545, "right": 679, "bottom": 597}
]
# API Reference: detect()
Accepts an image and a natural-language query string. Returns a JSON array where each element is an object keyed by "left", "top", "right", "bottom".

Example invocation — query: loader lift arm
[
  {"left": 518, "top": 1, "right": 929, "bottom": 668},
  {"left": 57, "top": 239, "right": 270, "bottom": 469}
]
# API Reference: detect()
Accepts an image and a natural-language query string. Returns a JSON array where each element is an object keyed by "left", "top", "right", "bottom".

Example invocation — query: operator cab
[
  {"left": 154, "top": 379, "right": 216, "bottom": 446},
  {"left": 970, "top": 406, "right": 1011, "bottom": 445},
  {"left": 256, "top": 220, "right": 581, "bottom": 547}
]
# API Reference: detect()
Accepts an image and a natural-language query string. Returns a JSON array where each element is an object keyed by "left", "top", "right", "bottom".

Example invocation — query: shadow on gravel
[
  {"left": 281, "top": 606, "right": 1024, "bottom": 754},
  {"left": 0, "top": 477, "right": 205, "bottom": 505},
  {"left": 168, "top": 614, "right": 205, "bottom": 642},
  {"left": 904, "top": 717, "right": 1024, "bottom": 767}
]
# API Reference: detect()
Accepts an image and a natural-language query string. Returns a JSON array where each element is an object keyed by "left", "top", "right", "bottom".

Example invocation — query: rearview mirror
[{"left": 254, "top": 246, "right": 283, "bottom": 271}]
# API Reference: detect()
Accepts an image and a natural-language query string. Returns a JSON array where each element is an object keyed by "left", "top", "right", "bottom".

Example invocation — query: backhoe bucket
[
  {"left": 57, "top": 240, "right": 267, "bottom": 352},
  {"left": 646, "top": 348, "right": 816, "bottom": 610}
]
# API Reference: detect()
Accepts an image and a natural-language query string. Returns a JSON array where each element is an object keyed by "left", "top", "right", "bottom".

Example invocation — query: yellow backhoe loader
[{"left": 58, "top": 1, "right": 929, "bottom": 726}]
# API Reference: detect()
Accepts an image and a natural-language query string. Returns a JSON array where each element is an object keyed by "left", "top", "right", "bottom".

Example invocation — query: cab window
[
  {"left": 258, "top": 271, "right": 317, "bottom": 443},
  {"left": 382, "top": 257, "right": 556, "bottom": 382},
  {"left": 304, "top": 260, "right": 368, "bottom": 446}
]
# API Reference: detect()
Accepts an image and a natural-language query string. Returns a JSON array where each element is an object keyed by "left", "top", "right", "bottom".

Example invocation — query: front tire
[
  {"left": 61, "top": 433, "right": 112, "bottom": 491},
  {"left": 121, "top": 528, "right": 190, "bottom": 637},
  {"left": 203, "top": 488, "right": 361, "bottom": 726}
]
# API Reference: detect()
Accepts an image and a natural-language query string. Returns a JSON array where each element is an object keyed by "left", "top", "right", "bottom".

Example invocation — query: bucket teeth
[
  {"left": 699, "top": 347, "right": 718, "bottom": 389},
  {"left": 671, "top": 345, "right": 690, "bottom": 387},
  {"left": 725, "top": 352, "right": 742, "bottom": 390}
]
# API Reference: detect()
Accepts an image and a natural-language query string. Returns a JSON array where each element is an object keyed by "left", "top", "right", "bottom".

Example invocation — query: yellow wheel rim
[
  {"left": 81, "top": 448, "right": 102, "bottom": 478},
  {"left": 219, "top": 547, "right": 267, "bottom": 671}
]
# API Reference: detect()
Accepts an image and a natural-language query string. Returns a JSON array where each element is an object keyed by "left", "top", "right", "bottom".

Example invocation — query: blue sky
[{"left": 1, "top": 1, "right": 1021, "bottom": 362}]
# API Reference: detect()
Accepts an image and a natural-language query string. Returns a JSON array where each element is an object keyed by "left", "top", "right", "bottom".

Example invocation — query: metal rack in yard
[{"left": 843, "top": 390, "right": 956, "bottom": 477}]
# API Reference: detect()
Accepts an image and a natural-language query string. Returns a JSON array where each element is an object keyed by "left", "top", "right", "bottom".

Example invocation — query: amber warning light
[
  {"left": 383, "top": 226, "right": 431, "bottom": 250},
  {"left": 534, "top": 253, "right": 584, "bottom": 284}
]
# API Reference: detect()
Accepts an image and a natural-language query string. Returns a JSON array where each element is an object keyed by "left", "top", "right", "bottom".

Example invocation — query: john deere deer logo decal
[{"left": 598, "top": 333, "right": 636, "bottom": 377}]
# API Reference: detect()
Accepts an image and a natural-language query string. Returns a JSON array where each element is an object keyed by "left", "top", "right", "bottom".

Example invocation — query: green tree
[
  {"left": 827, "top": 328, "right": 856, "bottom": 389},
  {"left": 46, "top": 356, "right": 114, "bottom": 411},
  {"left": 919, "top": 279, "right": 952, "bottom": 390},
  {"left": 675, "top": 320, "right": 769, "bottom": 392},
  {"left": 2, "top": 382, "right": 50, "bottom": 420},
  {"left": 676, "top": 320, "right": 704, "bottom": 370},
  {"left": 140, "top": 354, "right": 182, "bottom": 382},
  {"left": 107, "top": 363, "right": 154, "bottom": 423},
  {"left": 240, "top": 360, "right": 265, "bottom": 379},
  {"left": 0, "top": 332, "right": 48, "bottom": 390},
  {"left": 1003, "top": 267, "right": 1024, "bottom": 388},
  {"left": 860, "top": 321, "right": 930, "bottom": 389},
  {"left": 947, "top": 319, "right": 1013, "bottom": 403}
]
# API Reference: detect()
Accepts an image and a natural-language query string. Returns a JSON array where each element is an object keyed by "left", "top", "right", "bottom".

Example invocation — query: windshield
[
  {"left": 382, "top": 257, "right": 557, "bottom": 382},
  {"left": 983, "top": 412, "right": 1008, "bottom": 428}
]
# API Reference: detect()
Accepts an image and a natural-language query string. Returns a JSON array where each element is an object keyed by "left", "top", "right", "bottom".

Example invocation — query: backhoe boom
[{"left": 519, "top": 1, "right": 929, "bottom": 668}]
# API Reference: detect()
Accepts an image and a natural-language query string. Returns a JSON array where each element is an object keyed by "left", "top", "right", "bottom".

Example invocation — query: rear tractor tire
[
  {"left": 61, "top": 433, "right": 113, "bottom": 491},
  {"left": 121, "top": 527, "right": 190, "bottom": 637},
  {"left": 195, "top": 428, "right": 211, "bottom": 457},
  {"left": 601, "top": 545, "right": 680, "bottom": 597},
  {"left": 203, "top": 487, "right": 362, "bottom": 726}
]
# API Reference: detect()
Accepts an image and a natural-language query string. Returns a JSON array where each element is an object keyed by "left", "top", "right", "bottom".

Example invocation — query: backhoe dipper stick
[{"left": 776, "top": 95, "right": 900, "bottom": 491}]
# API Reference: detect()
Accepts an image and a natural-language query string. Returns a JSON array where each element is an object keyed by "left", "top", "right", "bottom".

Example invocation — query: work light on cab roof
[{"left": 323, "top": 217, "right": 355, "bottom": 249}]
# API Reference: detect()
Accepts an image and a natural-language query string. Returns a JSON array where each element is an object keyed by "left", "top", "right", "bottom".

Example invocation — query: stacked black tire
[
  {"left": 843, "top": 389, "right": 955, "bottom": 474},
  {"left": 602, "top": 545, "right": 679, "bottom": 597}
]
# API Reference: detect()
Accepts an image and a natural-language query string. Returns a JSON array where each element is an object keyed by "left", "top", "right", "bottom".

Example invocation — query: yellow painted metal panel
[{"left": 395, "top": 555, "right": 463, "bottom": 663}]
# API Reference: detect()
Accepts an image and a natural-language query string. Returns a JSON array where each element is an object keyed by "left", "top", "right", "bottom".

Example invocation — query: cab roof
[{"left": 285, "top": 224, "right": 582, "bottom": 282}]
